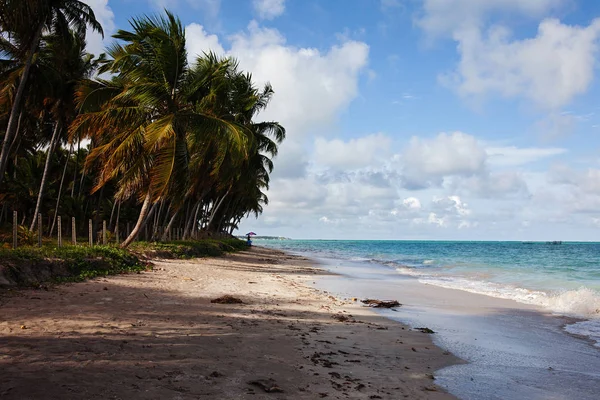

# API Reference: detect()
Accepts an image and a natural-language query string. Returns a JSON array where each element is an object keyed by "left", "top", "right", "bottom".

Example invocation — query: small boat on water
[{"left": 546, "top": 241, "right": 563, "bottom": 245}]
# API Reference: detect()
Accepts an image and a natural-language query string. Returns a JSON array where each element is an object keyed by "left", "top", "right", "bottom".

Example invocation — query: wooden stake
[
  {"left": 57, "top": 216, "right": 62, "bottom": 248},
  {"left": 72, "top": 217, "right": 76, "bottom": 245},
  {"left": 88, "top": 219, "right": 93, "bottom": 246},
  {"left": 102, "top": 220, "right": 107, "bottom": 245},
  {"left": 37, "top": 213, "right": 42, "bottom": 247},
  {"left": 12, "top": 210, "right": 17, "bottom": 249}
]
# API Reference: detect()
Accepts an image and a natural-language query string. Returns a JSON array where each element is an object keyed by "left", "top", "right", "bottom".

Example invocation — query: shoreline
[{"left": 0, "top": 246, "right": 460, "bottom": 399}]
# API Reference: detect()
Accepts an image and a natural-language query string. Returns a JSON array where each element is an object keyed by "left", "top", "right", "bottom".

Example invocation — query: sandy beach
[{"left": 0, "top": 247, "right": 459, "bottom": 399}]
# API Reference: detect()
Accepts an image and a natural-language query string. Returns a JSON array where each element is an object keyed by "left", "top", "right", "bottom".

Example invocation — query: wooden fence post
[
  {"left": 37, "top": 213, "right": 42, "bottom": 247},
  {"left": 88, "top": 219, "right": 93, "bottom": 246},
  {"left": 12, "top": 210, "right": 17, "bottom": 249},
  {"left": 102, "top": 220, "right": 107, "bottom": 245},
  {"left": 57, "top": 216, "right": 62, "bottom": 248},
  {"left": 72, "top": 217, "right": 76, "bottom": 245}
]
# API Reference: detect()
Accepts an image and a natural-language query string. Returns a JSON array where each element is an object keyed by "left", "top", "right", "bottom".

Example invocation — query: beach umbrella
[{"left": 246, "top": 232, "right": 257, "bottom": 236}]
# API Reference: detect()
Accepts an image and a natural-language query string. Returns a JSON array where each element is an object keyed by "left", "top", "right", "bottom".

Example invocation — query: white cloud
[
  {"left": 401, "top": 132, "right": 487, "bottom": 188},
  {"left": 253, "top": 0, "right": 286, "bottom": 20},
  {"left": 228, "top": 22, "right": 369, "bottom": 133},
  {"left": 85, "top": 0, "right": 115, "bottom": 57},
  {"left": 313, "top": 134, "right": 391, "bottom": 170},
  {"left": 442, "top": 19, "right": 600, "bottom": 110},
  {"left": 455, "top": 172, "right": 530, "bottom": 198},
  {"left": 432, "top": 195, "right": 471, "bottom": 217},
  {"left": 185, "top": 23, "right": 225, "bottom": 63},
  {"left": 402, "top": 197, "right": 421, "bottom": 210}
]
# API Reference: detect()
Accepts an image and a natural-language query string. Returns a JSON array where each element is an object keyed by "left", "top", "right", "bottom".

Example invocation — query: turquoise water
[{"left": 257, "top": 240, "right": 600, "bottom": 341}]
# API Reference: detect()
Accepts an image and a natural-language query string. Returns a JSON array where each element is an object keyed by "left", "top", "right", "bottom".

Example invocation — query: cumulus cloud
[
  {"left": 401, "top": 132, "right": 487, "bottom": 188},
  {"left": 253, "top": 0, "right": 286, "bottom": 20},
  {"left": 313, "top": 134, "right": 391, "bottom": 170},
  {"left": 417, "top": 0, "right": 600, "bottom": 110},
  {"left": 85, "top": 0, "right": 115, "bottom": 57},
  {"left": 186, "top": 23, "right": 225, "bottom": 61},
  {"left": 455, "top": 172, "right": 530, "bottom": 199},
  {"left": 441, "top": 19, "right": 600, "bottom": 110},
  {"left": 228, "top": 22, "right": 369, "bottom": 133},
  {"left": 402, "top": 197, "right": 422, "bottom": 210}
]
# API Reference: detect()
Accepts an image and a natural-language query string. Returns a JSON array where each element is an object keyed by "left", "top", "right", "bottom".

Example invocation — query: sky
[{"left": 85, "top": 0, "right": 600, "bottom": 241}]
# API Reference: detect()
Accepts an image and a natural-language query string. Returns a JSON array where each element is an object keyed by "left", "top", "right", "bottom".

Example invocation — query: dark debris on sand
[{"left": 210, "top": 295, "right": 244, "bottom": 304}]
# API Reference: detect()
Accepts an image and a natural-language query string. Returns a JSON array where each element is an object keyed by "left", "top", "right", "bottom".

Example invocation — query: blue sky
[{"left": 87, "top": 0, "right": 600, "bottom": 240}]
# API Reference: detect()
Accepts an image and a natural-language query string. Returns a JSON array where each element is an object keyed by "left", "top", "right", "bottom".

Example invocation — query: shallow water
[
  {"left": 258, "top": 240, "right": 600, "bottom": 345},
  {"left": 257, "top": 240, "right": 600, "bottom": 399}
]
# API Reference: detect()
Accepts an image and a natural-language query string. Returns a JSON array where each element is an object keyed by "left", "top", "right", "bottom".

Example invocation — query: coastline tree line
[{"left": 0, "top": 1, "right": 284, "bottom": 248}]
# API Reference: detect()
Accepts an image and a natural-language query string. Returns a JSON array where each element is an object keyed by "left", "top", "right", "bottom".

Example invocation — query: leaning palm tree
[
  {"left": 0, "top": 0, "right": 102, "bottom": 188},
  {"left": 72, "top": 11, "right": 250, "bottom": 248}
]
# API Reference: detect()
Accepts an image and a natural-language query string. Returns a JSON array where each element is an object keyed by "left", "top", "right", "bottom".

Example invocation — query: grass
[
  {"left": 0, "top": 245, "right": 147, "bottom": 286},
  {"left": 129, "top": 238, "right": 248, "bottom": 259},
  {"left": 0, "top": 238, "right": 248, "bottom": 287}
]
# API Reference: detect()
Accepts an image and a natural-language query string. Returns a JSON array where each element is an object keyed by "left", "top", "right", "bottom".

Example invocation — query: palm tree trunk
[
  {"left": 30, "top": 121, "right": 62, "bottom": 231},
  {"left": 0, "top": 23, "right": 44, "bottom": 188},
  {"left": 49, "top": 143, "right": 73, "bottom": 236},
  {"left": 137, "top": 200, "right": 159, "bottom": 241},
  {"left": 206, "top": 189, "right": 231, "bottom": 231},
  {"left": 152, "top": 199, "right": 165, "bottom": 240},
  {"left": 191, "top": 201, "right": 203, "bottom": 239},
  {"left": 108, "top": 200, "right": 118, "bottom": 231},
  {"left": 183, "top": 201, "right": 200, "bottom": 239},
  {"left": 161, "top": 208, "right": 180, "bottom": 241},
  {"left": 71, "top": 137, "right": 80, "bottom": 198},
  {"left": 121, "top": 192, "right": 152, "bottom": 248}
]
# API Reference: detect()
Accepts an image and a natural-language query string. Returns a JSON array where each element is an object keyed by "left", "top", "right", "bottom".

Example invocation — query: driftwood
[{"left": 361, "top": 299, "right": 401, "bottom": 308}]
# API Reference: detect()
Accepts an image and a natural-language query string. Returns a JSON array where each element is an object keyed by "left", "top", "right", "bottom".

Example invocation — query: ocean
[{"left": 256, "top": 240, "right": 600, "bottom": 399}]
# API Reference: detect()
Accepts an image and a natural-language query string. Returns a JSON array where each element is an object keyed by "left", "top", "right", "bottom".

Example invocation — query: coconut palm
[
  {"left": 29, "top": 31, "right": 100, "bottom": 231},
  {"left": 72, "top": 12, "right": 250, "bottom": 247},
  {"left": 0, "top": 0, "right": 102, "bottom": 188}
]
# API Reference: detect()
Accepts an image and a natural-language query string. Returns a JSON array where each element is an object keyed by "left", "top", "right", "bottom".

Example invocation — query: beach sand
[{"left": 0, "top": 246, "right": 459, "bottom": 399}]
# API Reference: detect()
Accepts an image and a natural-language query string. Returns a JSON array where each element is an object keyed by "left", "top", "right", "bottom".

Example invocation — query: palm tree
[
  {"left": 0, "top": 0, "right": 102, "bottom": 188},
  {"left": 29, "top": 31, "right": 100, "bottom": 231},
  {"left": 72, "top": 11, "right": 250, "bottom": 248}
]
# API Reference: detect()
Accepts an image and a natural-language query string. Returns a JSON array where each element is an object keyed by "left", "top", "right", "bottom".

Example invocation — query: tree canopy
[{"left": 0, "top": 7, "right": 285, "bottom": 247}]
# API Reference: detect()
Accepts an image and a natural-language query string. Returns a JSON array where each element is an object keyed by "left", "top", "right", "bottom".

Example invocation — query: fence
[{"left": 6, "top": 211, "right": 199, "bottom": 249}]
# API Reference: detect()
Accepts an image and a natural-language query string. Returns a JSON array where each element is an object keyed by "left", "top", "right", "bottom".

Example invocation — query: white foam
[
  {"left": 565, "top": 320, "right": 600, "bottom": 347},
  {"left": 423, "top": 259, "right": 435, "bottom": 265},
  {"left": 415, "top": 276, "right": 600, "bottom": 320}
]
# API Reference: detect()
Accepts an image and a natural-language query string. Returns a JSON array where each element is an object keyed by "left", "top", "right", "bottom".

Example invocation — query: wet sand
[{"left": 0, "top": 246, "right": 459, "bottom": 399}]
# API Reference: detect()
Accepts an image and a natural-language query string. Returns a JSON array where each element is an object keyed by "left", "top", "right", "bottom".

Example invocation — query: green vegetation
[
  {"left": 0, "top": 245, "right": 146, "bottom": 286},
  {"left": 0, "top": 237, "right": 247, "bottom": 287},
  {"left": 0, "top": 3, "right": 284, "bottom": 248},
  {"left": 130, "top": 238, "right": 248, "bottom": 259}
]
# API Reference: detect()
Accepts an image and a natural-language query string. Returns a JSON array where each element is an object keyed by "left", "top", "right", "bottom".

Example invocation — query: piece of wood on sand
[{"left": 361, "top": 299, "right": 402, "bottom": 308}]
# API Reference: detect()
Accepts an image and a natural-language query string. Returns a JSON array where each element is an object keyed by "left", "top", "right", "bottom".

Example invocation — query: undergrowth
[{"left": 0, "top": 238, "right": 247, "bottom": 287}]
